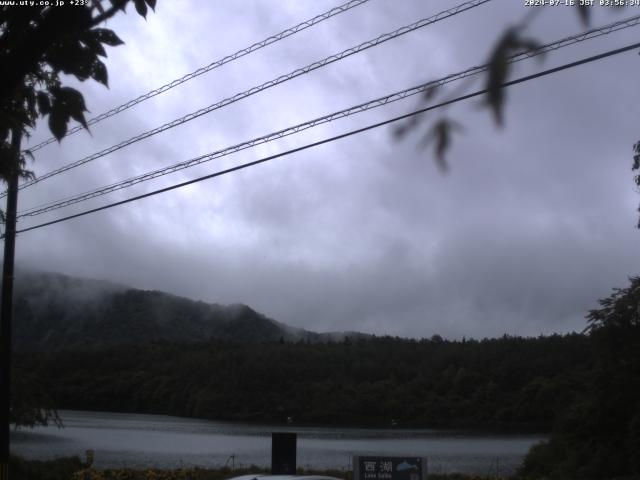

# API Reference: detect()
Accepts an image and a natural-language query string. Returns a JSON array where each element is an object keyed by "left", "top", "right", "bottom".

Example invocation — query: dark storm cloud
[{"left": 14, "top": 0, "right": 640, "bottom": 338}]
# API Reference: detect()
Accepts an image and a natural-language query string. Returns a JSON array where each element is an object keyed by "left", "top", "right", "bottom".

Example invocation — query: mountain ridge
[{"left": 13, "top": 269, "right": 369, "bottom": 351}]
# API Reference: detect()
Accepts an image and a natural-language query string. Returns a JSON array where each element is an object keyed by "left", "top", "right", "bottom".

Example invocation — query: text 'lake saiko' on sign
[{"left": 354, "top": 456, "right": 426, "bottom": 480}]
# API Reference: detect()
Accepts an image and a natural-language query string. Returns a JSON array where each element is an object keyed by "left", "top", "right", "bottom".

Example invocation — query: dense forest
[
  {"left": 15, "top": 333, "right": 590, "bottom": 431},
  {"left": 517, "top": 277, "right": 640, "bottom": 479},
  {"left": 11, "top": 274, "right": 640, "bottom": 479}
]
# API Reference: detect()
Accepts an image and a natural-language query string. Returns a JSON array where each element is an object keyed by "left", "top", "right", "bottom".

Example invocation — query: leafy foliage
[
  {"left": 14, "top": 333, "right": 590, "bottom": 430},
  {"left": 517, "top": 277, "right": 640, "bottom": 479},
  {"left": 1, "top": 0, "right": 157, "bottom": 428},
  {"left": 9, "top": 458, "right": 492, "bottom": 480},
  {"left": 10, "top": 364, "right": 60, "bottom": 429},
  {"left": 482, "top": 27, "right": 540, "bottom": 127},
  {"left": 586, "top": 275, "right": 640, "bottom": 331},
  {"left": 634, "top": 140, "right": 640, "bottom": 228},
  {"left": 0, "top": 0, "right": 157, "bottom": 180},
  {"left": 398, "top": 6, "right": 633, "bottom": 169},
  {"left": 10, "top": 455, "right": 85, "bottom": 480},
  {"left": 420, "top": 118, "right": 463, "bottom": 171}
]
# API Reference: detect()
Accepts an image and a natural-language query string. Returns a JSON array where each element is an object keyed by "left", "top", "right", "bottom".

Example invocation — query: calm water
[{"left": 12, "top": 410, "right": 545, "bottom": 476}]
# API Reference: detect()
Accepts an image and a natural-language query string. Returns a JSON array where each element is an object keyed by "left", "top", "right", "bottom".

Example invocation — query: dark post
[
  {"left": 271, "top": 432, "right": 297, "bottom": 475},
  {"left": 0, "top": 129, "right": 21, "bottom": 480}
]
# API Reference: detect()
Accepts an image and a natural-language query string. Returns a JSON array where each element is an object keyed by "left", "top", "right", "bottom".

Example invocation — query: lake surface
[{"left": 12, "top": 410, "right": 545, "bottom": 476}]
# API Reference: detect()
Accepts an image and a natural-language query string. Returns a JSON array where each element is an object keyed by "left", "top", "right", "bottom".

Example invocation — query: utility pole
[{"left": 0, "top": 128, "right": 21, "bottom": 480}]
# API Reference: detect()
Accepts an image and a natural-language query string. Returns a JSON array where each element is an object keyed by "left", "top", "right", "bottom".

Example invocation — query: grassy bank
[{"left": 10, "top": 456, "right": 500, "bottom": 480}]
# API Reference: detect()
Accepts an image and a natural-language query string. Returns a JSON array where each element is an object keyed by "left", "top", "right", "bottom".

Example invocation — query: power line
[
  {"left": 17, "top": 75, "right": 479, "bottom": 217},
  {"left": 24, "top": 0, "right": 374, "bottom": 153},
  {"left": 10, "top": 41, "right": 640, "bottom": 238},
  {"left": 17, "top": 14, "right": 640, "bottom": 218},
  {"left": 7, "top": 0, "right": 491, "bottom": 197}
]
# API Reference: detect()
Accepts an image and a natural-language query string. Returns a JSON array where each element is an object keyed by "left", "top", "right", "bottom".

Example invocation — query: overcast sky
[{"left": 13, "top": 0, "right": 640, "bottom": 339}]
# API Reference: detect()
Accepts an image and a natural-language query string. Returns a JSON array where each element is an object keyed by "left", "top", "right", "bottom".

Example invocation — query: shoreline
[
  {"left": 10, "top": 456, "right": 508, "bottom": 480},
  {"left": 12, "top": 410, "right": 543, "bottom": 476},
  {"left": 50, "top": 408, "right": 552, "bottom": 435}
]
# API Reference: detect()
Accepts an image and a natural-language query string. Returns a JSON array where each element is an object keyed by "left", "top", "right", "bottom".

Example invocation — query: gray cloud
[{"left": 13, "top": 0, "right": 640, "bottom": 339}]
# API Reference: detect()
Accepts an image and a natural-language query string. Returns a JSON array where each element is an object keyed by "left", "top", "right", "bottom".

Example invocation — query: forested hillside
[
  {"left": 13, "top": 270, "right": 364, "bottom": 350},
  {"left": 13, "top": 270, "right": 640, "bottom": 478},
  {"left": 15, "top": 334, "right": 590, "bottom": 430}
]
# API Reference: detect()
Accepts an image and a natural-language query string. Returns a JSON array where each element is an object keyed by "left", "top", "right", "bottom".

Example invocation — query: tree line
[
  {"left": 13, "top": 277, "right": 640, "bottom": 479},
  {"left": 15, "top": 333, "right": 590, "bottom": 431}
]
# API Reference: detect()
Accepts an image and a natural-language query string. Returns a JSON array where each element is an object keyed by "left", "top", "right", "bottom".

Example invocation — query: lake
[{"left": 12, "top": 410, "right": 546, "bottom": 476}]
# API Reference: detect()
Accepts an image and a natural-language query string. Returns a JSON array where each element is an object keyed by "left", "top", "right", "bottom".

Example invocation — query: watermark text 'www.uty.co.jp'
[{"left": 0, "top": 0, "right": 86, "bottom": 7}]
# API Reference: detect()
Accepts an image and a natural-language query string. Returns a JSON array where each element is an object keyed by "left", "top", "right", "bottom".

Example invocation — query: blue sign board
[{"left": 353, "top": 456, "right": 427, "bottom": 480}]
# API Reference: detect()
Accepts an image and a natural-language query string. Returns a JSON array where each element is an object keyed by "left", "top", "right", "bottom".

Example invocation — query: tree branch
[
  {"left": 0, "top": 0, "right": 131, "bottom": 104},
  {"left": 90, "top": 0, "right": 129, "bottom": 27}
]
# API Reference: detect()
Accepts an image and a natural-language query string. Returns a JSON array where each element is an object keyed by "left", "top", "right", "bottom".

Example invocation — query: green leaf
[
  {"left": 420, "top": 118, "right": 463, "bottom": 171},
  {"left": 58, "top": 87, "right": 89, "bottom": 129},
  {"left": 36, "top": 91, "right": 51, "bottom": 114},
  {"left": 48, "top": 107, "right": 68, "bottom": 141},
  {"left": 68, "top": 108, "right": 88, "bottom": 130},
  {"left": 50, "top": 87, "right": 89, "bottom": 133},
  {"left": 133, "top": 0, "right": 148, "bottom": 18},
  {"left": 392, "top": 86, "right": 440, "bottom": 140},
  {"left": 484, "top": 27, "right": 541, "bottom": 126},
  {"left": 91, "top": 59, "right": 108, "bottom": 87},
  {"left": 82, "top": 30, "right": 107, "bottom": 57},
  {"left": 92, "top": 28, "right": 124, "bottom": 46},
  {"left": 58, "top": 87, "right": 87, "bottom": 112},
  {"left": 575, "top": 4, "right": 590, "bottom": 27},
  {"left": 46, "top": 41, "right": 96, "bottom": 81}
]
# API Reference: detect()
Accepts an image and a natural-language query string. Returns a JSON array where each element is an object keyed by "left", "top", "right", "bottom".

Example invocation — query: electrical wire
[
  {"left": 6, "top": 0, "right": 491, "bottom": 197},
  {"left": 10, "top": 41, "right": 640, "bottom": 238},
  {"left": 17, "top": 14, "right": 640, "bottom": 219},
  {"left": 24, "top": 0, "right": 374, "bottom": 153}
]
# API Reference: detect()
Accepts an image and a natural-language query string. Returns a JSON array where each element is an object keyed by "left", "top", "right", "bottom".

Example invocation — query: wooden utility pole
[{"left": 0, "top": 128, "right": 21, "bottom": 480}]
